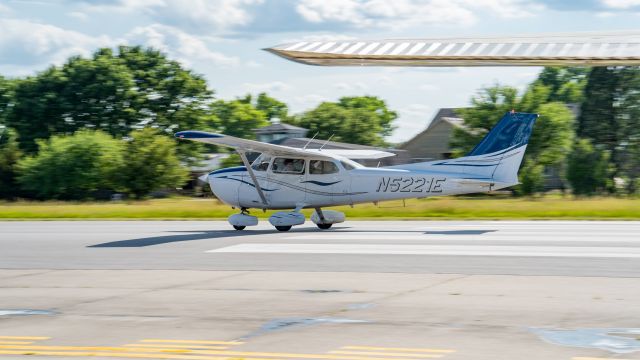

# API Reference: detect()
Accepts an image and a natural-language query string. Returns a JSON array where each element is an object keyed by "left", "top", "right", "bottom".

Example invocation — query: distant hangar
[{"left": 266, "top": 31, "right": 640, "bottom": 67}]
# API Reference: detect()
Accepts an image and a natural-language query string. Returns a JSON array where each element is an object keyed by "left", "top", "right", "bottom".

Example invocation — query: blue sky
[{"left": 1, "top": 0, "right": 640, "bottom": 142}]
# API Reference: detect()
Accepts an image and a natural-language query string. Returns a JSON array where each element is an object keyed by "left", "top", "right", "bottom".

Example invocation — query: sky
[{"left": 1, "top": 0, "right": 640, "bottom": 142}]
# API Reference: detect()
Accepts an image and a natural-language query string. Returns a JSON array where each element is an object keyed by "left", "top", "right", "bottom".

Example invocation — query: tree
[
  {"left": 451, "top": 85, "right": 519, "bottom": 154},
  {"left": 518, "top": 160, "right": 545, "bottom": 196},
  {"left": 6, "top": 46, "right": 215, "bottom": 163},
  {"left": 567, "top": 139, "right": 611, "bottom": 196},
  {"left": 117, "top": 128, "right": 188, "bottom": 199},
  {"left": 291, "top": 96, "right": 397, "bottom": 146},
  {"left": 210, "top": 99, "right": 268, "bottom": 139},
  {"left": 0, "top": 76, "right": 15, "bottom": 125},
  {"left": 452, "top": 84, "right": 575, "bottom": 195},
  {"left": 578, "top": 66, "right": 640, "bottom": 194},
  {"left": 0, "top": 128, "right": 23, "bottom": 199},
  {"left": 535, "top": 67, "right": 588, "bottom": 103},
  {"left": 255, "top": 93, "right": 289, "bottom": 121},
  {"left": 338, "top": 96, "right": 397, "bottom": 139},
  {"left": 16, "top": 130, "right": 123, "bottom": 200},
  {"left": 577, "top": 67, "right": 619, "bottom": 153}
]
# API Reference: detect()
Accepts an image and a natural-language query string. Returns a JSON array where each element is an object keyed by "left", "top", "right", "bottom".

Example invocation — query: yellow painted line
[
  {"left": 124, "top": 344, "right": 229, "bottom": 350},
  {"left": 141, "top": 339, "right": 243, "bottom": 345},
  {"left": 0, "top": 350, "right": 276, "bottom": 360},
  {"left": 0, "top": 345, "right": 432, "bottom": 360},
  {"left": 329, "top": 351, "right": 442, "bottom": 358},
  {"left": 0, "top": 341, "right": 33, "bottom": 345},
  {"left": 0, "top": 336, "right": 49, "bottom": 340},
  {"left": 341, "top": 347, "right": 454, "bottom": 354}
]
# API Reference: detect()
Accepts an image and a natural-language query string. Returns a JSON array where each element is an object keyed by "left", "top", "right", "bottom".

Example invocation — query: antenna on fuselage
[
  {"left": 303, "top": 132, "right": 319, "bottom": 150},
  {"left": 319, "top": 134, "right": 334, "bottom": 151}
]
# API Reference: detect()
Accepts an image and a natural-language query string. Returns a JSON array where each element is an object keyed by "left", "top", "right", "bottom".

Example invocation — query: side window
[
  {"left": 251, "top": 156, "right": 271, "bottom": 171},
  {"left": 340, "top": 160, "right": 356, "bottom": 171},
  {"left": 310, "top": 160, "right": 339, "bottom": 175},
  {"left": 272, "top": 158, "right": 305, "bottom": 174}
]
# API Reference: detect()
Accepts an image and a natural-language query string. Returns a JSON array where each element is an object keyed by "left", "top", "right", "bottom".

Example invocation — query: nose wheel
[
  {"left": 275, "top": 225, "right": 292, "bottom": 232},
  {"left": 317, "top": 223, "right": 332, "bottom": 230},
  {"left": 228, "top": 208, "right": 258, "bottom": 230}
]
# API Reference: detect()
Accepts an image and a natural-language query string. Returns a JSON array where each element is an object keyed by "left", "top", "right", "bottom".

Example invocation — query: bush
[
  {"left": 516, "top": 160, "right": 545, "bottom": 196},
  {"left": 0, "top": 128, "right": 23, "bottom": 199},
  {"left": 17, "top": 130, "right": 123, "bottom": 200},
  {"left": 567, "top": 139, "right": 610, "bottom": 196},
  {"left": 117, "top": 128, "right": 188, "bottom": 199}
]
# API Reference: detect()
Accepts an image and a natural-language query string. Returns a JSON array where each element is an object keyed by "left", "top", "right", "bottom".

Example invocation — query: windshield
[{"left": 251, "top": 154, "right": 271, "bottom": 171}]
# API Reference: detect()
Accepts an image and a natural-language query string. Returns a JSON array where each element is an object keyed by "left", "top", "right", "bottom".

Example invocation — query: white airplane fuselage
[
  {"left": 207, "top": 145, "right": 525, "bottom": 210},
  {"left": 178, "top": 111, "right": 537, "bottom": 230}
]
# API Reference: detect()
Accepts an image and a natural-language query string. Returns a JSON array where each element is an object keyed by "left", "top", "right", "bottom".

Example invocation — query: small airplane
[{"left": 176, "top": 111, "right": 537, "bottom": 232}]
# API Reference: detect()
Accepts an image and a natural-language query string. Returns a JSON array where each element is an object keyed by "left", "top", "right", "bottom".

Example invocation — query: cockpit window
[
  {"left": 340, "top": 160, "right": 357, "bottom": 171},
  {"left": 310, "top": 160, "right": 339, "bottom": 174},
  {"left": 251, "top": 155, "right": 271, "bottom": 171},
  {"left": 272, "top": 158, "right": 306, "bottom": 174}
]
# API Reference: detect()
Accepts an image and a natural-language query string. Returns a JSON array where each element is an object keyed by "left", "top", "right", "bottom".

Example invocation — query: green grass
[{"left": 0, "top": 196, "right": 638, "bottom": 220}]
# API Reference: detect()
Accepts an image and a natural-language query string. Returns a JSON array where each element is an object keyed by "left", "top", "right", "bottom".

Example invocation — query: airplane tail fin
[
  {"left": 461, "top": 111, "right": 538, "bottom": 185},
  {"left": 390, "top": 111, "right": 537, "bottom": 189}
]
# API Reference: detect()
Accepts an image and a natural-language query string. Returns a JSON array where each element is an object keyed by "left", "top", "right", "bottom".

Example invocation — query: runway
[
  {"left": 1, "top": 221, "right": 640, "bottom": 360},
  {"left": 1, "top": 221, "right": 639, "bottom": 276}
]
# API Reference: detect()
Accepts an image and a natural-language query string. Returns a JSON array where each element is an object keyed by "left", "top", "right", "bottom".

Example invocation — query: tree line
[
  {"left": 0, "top": 45, "right": 638, "bottom": 200},
  {"left": 0, "top": 46, "right": 396, "bottom": 200},
  {"left": 451, "top": 67, "right": 640, "bottom": 196}
]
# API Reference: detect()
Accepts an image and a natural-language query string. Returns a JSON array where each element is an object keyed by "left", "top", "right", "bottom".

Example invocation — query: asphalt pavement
[{"left": 1, "top": 220, "right": 639, "bottom": 360}]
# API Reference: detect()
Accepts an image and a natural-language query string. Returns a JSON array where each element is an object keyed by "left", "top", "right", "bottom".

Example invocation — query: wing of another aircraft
[
  {"left": 266, "top": 31, "right": 640, "bottom": 67},
  {"left": 175, "top": 131, "right": 395, "bottom": 160}
]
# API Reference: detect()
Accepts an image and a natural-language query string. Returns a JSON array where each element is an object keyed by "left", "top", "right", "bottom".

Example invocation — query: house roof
[
  {"left": 254, "top": 122, "right": 308, "bottom": 134},
  {"left": 399, "top": 108, "right": 466, "bottom": 149}
]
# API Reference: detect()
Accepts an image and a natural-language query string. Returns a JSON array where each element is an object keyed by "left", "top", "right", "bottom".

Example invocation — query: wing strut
[{"left": 237, "top": 150, "right": 268, "bottom": 206}]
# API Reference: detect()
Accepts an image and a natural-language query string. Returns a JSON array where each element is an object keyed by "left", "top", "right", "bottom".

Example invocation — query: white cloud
[
  {"left": 82, "top": 0, "right": 263, "bottom": 33},
  {"left": 125, "top": 24, "right": 240, "bottom": 67},
  {"left": 0, "top": 19, "right": 113, "bottom": 68},
  {"left": 0, "top": 3, "right": 11, "bottom": 14},
  {"left": 295, "top": 0, "right": 538, "bottom": 29},
  {"left": 243, "top": 81, "right": 292, "bottom": 93},
  {"left": 601, "top": 0, "right": 640, "bottom": 8},
  {"left": 377, "top": 75, "right": 393, "bottom": 85},
  {"left": 281, "top": 34, "right": 358, "bottom": 43},
  {"left": 399, "top": 103, "right": 431, "bottom": 117},
  {"left": 293, "top": 94, "right": 329, "bottom": 108},
  {"left": 67, "top": 11, "right": 89, "bottom": 21},
  {"left": 0, "top": 19, "right": 241, "bottom": 75},
  {"left": 296, "top": 0, "right": 540, "bottom": 29},
  {"left": 418, "top": 84, "right": 439, "bottom": 91},
  {"left": 333, "top": 81, "right": 369, "bottom": 91}
]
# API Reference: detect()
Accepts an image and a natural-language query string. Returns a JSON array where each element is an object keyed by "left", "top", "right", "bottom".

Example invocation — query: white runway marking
[
  {"left": 208, "top": 244, "right": 640, "bottom": 258},
  {"left": 286, "top": 232, "right": 640, "bottom": 242}
]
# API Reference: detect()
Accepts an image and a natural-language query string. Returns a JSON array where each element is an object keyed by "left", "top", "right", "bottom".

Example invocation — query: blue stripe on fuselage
[{"left": 209, "top": 166, "right": 247, "bottom": 175}]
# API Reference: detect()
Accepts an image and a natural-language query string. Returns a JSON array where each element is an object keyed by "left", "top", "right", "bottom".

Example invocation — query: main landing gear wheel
[
  {"left": 317, "top": 223, "right": 332, "bottom": 230},
  {"left": 233, "top": 225, "right": 246, "bottom": 230},
  {"left": 275, "top": 225, "right": 292, "bottom": 232}
]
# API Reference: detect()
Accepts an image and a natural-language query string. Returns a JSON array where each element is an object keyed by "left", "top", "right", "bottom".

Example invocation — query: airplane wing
[
  {"left": 175, "top": 131, "right": 395, "bottom": 160},
  {"left": 306, "top": 149, "right": 395, "bottom": 159},
  {"left": 266, "top": 31, "right": 640, "bottom": 67}
]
